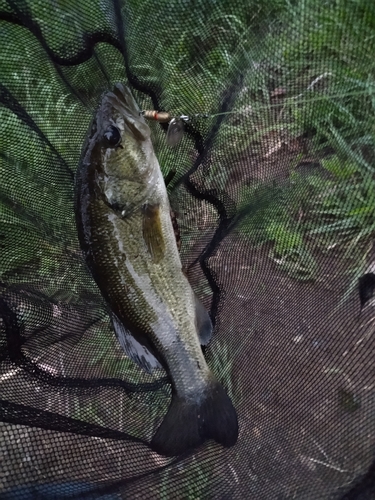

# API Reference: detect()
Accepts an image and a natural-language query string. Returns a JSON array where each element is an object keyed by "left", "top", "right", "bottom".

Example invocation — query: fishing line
[{"left": 143, "top": 84, "right": 375, "bottom": 148}]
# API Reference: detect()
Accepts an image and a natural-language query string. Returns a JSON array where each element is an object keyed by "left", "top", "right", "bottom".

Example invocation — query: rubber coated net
[{"left": 1, "top": 0, "right": 375, "bottom": 498}]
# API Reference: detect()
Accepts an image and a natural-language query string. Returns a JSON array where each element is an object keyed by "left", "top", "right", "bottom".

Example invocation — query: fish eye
[{"left": 103, "top": 125, "right": 122, "bottom": 148}]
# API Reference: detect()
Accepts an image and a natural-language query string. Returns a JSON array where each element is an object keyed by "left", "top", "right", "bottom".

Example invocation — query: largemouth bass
[{"left": 74, "top": 83, "right": 238, "bottom": 456}]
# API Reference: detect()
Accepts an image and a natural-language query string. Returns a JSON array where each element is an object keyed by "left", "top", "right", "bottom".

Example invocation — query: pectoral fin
[
  {"left": 194, "top": 294, "right": 213, "bottom": 345},
  {"left": 111, "top": 314, "right": 163, "bottom": 373},
  {"left": 142, "top": 203, "right": 165, "bottom": 263}
]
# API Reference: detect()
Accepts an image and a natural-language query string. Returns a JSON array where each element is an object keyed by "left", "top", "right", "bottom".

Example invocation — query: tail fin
[{"left": 151, "top": 377, "right": 238, "bottom": 457}]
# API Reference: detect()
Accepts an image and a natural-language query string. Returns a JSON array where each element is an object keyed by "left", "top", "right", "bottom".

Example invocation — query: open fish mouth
[{"left": 98, "top": 83, "right": 151, "bottom": 142}]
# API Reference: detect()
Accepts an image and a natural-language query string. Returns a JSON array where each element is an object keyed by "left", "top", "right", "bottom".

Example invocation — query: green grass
[
  {"left": 124, "top": 0, "right": 375, "bottom": 284},
  {"left": 229, "top": 1, "right": 375, "bottom": 281},
  {"left": 237, "top": 154, "right": 375, "bottom": 280},
  {"left": 2, "top": 0, "right": 375, "bottom": 286}
]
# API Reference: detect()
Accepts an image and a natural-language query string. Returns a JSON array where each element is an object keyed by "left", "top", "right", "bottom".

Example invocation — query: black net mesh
[{"left": 1, "top": 0, "right": 375, "bottom": 498}]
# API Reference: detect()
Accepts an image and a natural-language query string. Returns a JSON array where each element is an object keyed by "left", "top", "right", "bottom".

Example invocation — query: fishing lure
[{"left": 142, "top": 110, "right": 208, "bottom": 147}]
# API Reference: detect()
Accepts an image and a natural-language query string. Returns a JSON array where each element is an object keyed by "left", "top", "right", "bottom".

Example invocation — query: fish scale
[{"left": 74, "top": 83, "right": 238, "bottom": 456}]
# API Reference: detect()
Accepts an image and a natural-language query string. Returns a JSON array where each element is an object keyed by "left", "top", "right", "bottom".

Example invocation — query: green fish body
[{"left": 74, "top": 83, "right": 238, "bottom": 456}]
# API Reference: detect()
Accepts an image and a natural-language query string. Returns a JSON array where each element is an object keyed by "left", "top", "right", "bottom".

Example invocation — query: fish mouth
[{"left": 102, "top": 83, "right": 151, "bottom": 142}]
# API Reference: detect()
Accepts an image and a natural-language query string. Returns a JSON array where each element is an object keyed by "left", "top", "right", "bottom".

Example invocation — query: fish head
[
  {"left": 82, "top": 84, "right": 159, "bottom": 211},
  {"left": 98, "top": 83, "right": 151, "bottom": 144}
]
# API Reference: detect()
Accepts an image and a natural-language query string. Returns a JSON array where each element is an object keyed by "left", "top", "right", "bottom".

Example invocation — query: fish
[{"left": 74, "top": 83, "right": 238, "bottom": 457}]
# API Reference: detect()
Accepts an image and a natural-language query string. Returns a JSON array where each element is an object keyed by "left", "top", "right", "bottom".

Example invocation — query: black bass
[{"left": 74, "top": 83, "right": 238, "bottom": 456}]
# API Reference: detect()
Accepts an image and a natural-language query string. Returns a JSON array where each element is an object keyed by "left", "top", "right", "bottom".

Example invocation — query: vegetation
[
  {"left": 1, "top": 0, "right": 374, "bottom": 289},
  {"left": 0, "top": 1, "right": 374, "bottom": 487},
  {"left": 125, "top": 0, "right": 375, "bottom": 286}
]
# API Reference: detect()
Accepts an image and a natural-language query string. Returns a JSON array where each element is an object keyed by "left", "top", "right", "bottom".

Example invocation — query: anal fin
[{"left": 111, "top": 314, "right": 163, "bottom": 373}]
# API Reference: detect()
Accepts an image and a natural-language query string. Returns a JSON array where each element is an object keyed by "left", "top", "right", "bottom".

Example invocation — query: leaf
[
  {"left": 266, "top": 221, "right": 304, "bottom": 253},
  {"left": 321, "top": 156, "right": 358, "bottom": 179}
]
